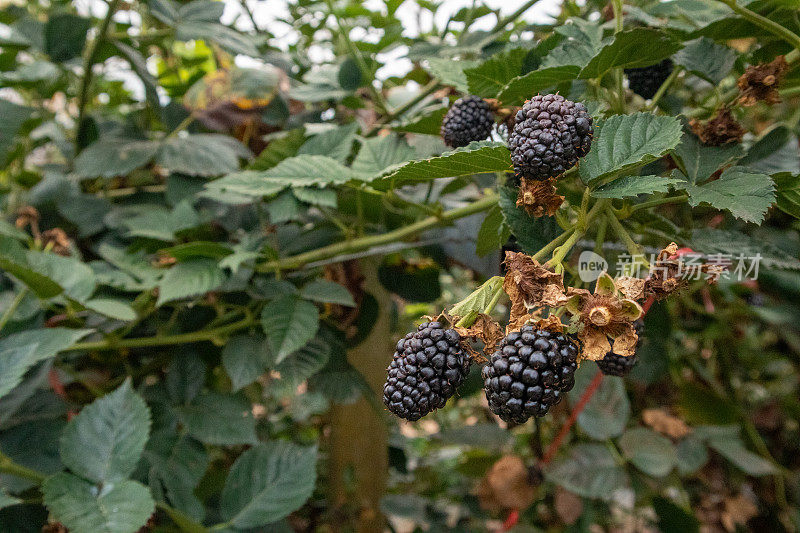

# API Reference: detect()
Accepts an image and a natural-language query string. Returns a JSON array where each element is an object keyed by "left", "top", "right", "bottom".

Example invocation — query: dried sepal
[
  {"left": 615, "top": 276, "right": 646, "bottom": 301},
  {"left": 41, "top": 228, "right": 72, "bottom": 256},
  {"left": 502, "top": 251, "right": 567, "bottom": 316},
  {"left": 516, "top": 177, "right": 564, "bottom": 217},
  {"left": 737, "top": 56, "right": 788, "bottom": 107},
  {"left": 454, "top": 313, "right": 505, "bottom": 361},
  {"left": 689, "top": 108, "right": 745, "bottom": 146}
]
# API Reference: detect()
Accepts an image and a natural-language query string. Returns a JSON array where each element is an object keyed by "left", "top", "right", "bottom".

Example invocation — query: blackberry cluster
[
  {"left": 625, "top": 59, "right": 674, "bottom": 100},
  {"left": 441, "top": 96, "right": 495, "bottom": 148},
  {"left": 596, "top": 321, "right": 644, "bottom": 377},
  {"left": 483, "top": 326, "right": 579, "bottom": 423},
  {"left": 508, "top": 94, "right": 593, "bottom": 181},
  {"left": 383, "top": 321, "right": 470, "bottom": 421}
]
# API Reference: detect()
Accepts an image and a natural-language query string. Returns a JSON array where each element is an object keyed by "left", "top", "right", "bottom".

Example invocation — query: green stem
[
  {"left": 716, "top": 0, "right": 800, "bottom": 51},
  {"left": 0, "top": 451, "right": 47, "bottom": 484},
  {"left": 63, "top": 313, "right": 256, "bottom": 353},
  {"left": 542, "top": 198, "right": 608, "bottom": 266},
  {"left": 531, "top": 227, "right": 575, "bottom": 262},
  {"left": 0, "top": 288, "right": 28, "bottom": 332},
  {"left": 605, "top": 206, "right": 650, "bottom": 269},
  {"left": 256, "top": 192, "right": 499, "bottom": 272},
  {"left": 492, "top": 0, "right": 541, "bottom": 34},
  {"left": 627, "top": 193, "right": 689, "bottom": 214},
  {"left": 326, "top": 0, "right": 388, "bottom": 114},
  {"left": 644, "top": 65, "right": 683, "bottom": 111},
  {"left": 364, "top": 79, "right": 441, "bottom": 137},
  {"left": 75, "top": 0, "right": 121, "bottom": 155}
]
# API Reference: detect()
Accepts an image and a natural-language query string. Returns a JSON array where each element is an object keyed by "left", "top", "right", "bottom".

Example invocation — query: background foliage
[{"left": 1, "top": 0, "right": 800, "bottom": 531}]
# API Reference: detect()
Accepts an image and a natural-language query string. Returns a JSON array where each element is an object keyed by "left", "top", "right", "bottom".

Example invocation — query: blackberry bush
[
  {"left": 508, "top": 94, "right": 593, "bottom": 181},
  {"left": 625, "top": 59, "right": 674, "bottom": 99},
  {"left": 383, "top": 321, "right": 470, "bottom": 420},
  {"left": 441, "top": 95, "right": 495, "bottom": 148},
  {"left": 483, "top": 326, "right": 579, "bottom": 423}
]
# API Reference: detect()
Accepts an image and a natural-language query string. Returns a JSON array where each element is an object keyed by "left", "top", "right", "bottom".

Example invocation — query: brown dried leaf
[
  {"left": 612, "top": 324, "right": 639, "bottom": 357},
  {"left": 476, "top": 455, "right": 537, "bottom": 512},
  {"left": 642, "top": 408, "right": 691, "bottom": 439},
  {"left": 516, "top": 177, "right": 564, "bottom": 217},
  {"left": 503, "top": 251, "right": 566, "bottom": 313},
  {"left": 737, "top": 56, "right": 788, "bottom": 107},
  {"left": 454, "top": 313, "right": 505, "bottom": 360},
  {"left": 578, "top": 327, "right": 611, "bottom": 361},
  {"left": 690, "top": 108, "right": 745, "bottom": 146},
  {"left": 533, "top": 315, "right": 565, "bottom": 334}
]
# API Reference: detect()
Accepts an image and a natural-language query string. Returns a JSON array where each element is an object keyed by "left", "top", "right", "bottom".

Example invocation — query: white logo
[{"left": 578, "top": 250, "right": 608, "bottom": 282}]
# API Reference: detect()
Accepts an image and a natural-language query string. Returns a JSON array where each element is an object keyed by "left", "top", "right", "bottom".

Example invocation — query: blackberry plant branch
[
  {"left": 0, "top": 287, "right": 29, "bottom": 332},
  {"left": 644, "top": 65, "right": 683, "bottom": 112},
  {"left": 606, "top": 206, "right": 650, "bottom": 269},
  {"left": 716, "top": 0, "right": 800, "bottom": 51},
  {"left": 256, "top": 192, "right": 500, "bottom": 272},
  {"left": 75, "top": 0, "right": 121, "bottom": 156},
  {"left": 363, "top": 79, "right": 442, "bottom": 137},
  {"left": 0, "top": 451, "right": 47, "bottom": 483}
]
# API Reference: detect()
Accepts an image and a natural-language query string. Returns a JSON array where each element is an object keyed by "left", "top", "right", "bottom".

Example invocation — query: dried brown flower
[
  {"left": 516, "top": 177, "right": 564, "bottom": 217},
  {"left": 690, "top": 108, "right": 746, "bottom": 146},
  {"left": 566, "top": 273, "right": 642, "bottom": 361},
  {"left": 737, "top": 55, "right": 788, "bottom": 107},
  {"left": 454, "top": 313, "right": 505, "bottom": 360},
  {"left": 502, "top": 251, "right": 567, "bottom": 325},
  {"left": 41, "top": 228, "right": 72, "bottom": 256},
  {"left": 16, "top": 206, "right": 41, "bottom": 239}
]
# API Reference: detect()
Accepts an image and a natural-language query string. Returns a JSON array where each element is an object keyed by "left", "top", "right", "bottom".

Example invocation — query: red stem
[{"left": 539, "top": 370, "right": 605, "bottom": 465}]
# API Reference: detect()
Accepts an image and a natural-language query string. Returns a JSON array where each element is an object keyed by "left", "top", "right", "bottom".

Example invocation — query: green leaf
[
  {"left": 74, "top": 140, "right": 159, "bottom": 179},
  {"left": 45, "top": 13, "right": 91, "bottom": 61},
  {"left": 379, "top": 142, "right": 511, "bottom": 186},
  {"left": 580, "top": 113, "right": 683, "bottom": 184},
  {"left": 176, "top": 391, "right": 258, "bottom": 445},
  {"left": 544, "top": 443, "right": 629, "bottom": 500},
  {"left": 618, "top": 427, "right": 677, "bottom": 477},
  {"left": 476, "top": 205, "right": 511, "bottom": 257},
  {"left": 271, "top": 338, "right": 331, "bottom": 391},
  {"left": 159, "top": 242, "right": 234, "bottom": 261},
  {"left": 250, "top": 129, "right": 306, "bottom": 171},
  {"left": 671, "top": 132, "right": 743, "bottom": 185},
  {"left": 739, "top": 126, "right": 800, "bottom": 176},
  {"left": 652, "top": 497, "right": 700, "bottom": 533},
  {"left": 464, "top": 48, "right": 528, "bottom": 97},
  {"left": 26, "top": 251, "right": 96, "bottom": 303},
  {"left": 449, "top": 276, "right": 504, "bottom": 318},
  {"left": 261, "top": 295, "right": 320, "bottom": 364},
  {"left": 120, "top": 201, "right": 201, "bottom": 241},
  {"left": 300, "top": 280, "right": 355, "bottom": 307},
  {"left": 222, "top": 334, "right": 269, "bottom": 391},
  {"left": 351, "top": 135, "right": 416, "bottom": 179},
  {"left": 0, "top": 490, "right": 20, "bottom": 510},
  {"left": 292, "top": 187, "right": 337, "bottom": 208},
  {"left": 542, "top": 19, "right": 605, "bottom": 69},
  {"left": 157, "top": 134, "right": 250, "bottom": 177},
  {"left": 204, "top": 171, "right": 288, "bottom": 199},
  {"left": 592, "top": 175, "right": 684, "bottom": 198},
  {"left": 165, "top": 357, "right": 206, "bottom": 406},
  {"left": 580, "top": 28, "right": 683, "bottom": 79},
  {"left": 219, "top": 441, "right": 318, "bottom": 529},
  {"left": 707, "top": 438, "right": 776, "bottom": 476},
  {"left": 572, "top": 369, "right": 630, "bottom": 440},
  {"left": 676, "top": 436, "right": 709, "bottom": 475},
  {"left": 176, "top": 21, "right": 259, "bottom": 56},
  {"left": 0, "top": 328, "right": 92, "bottom": 400},
  {"left": 84, "top": 299, "right": 137, "bottom": 321},
  {"left": 297, "top": 123, "right": 359, "bottom": 163},
  {"left": 674, "top": 37, "right": 736, "bottom": 84},
  {"left": 773, "top": 173, "right": 800, "bottom": 219},
  {"left": 426, "top": 58, "right": 477, "bottom": 93},
  {"left": 43, "top": 473, "right": 154, "bottom": 533},
  {"left": 497, "top": 65, "right": 581, "bottom": 106},
  {"left": 393, "top": 106, "right": 447, "bottom": 135},
  {"left": 678, "top": 166, "right": 775, "bottom": 224},
  {"left": 692, "top": 228, "right": 800, "bottom": 270},
  {"left": 246, "top": 155, "right": 353, "bottom": 188},
  {"left": 498, "top": 186, "right": 563, "bottom": 254},
  {"left": 156, "top": 259, "right": 226, "bottom": 306},
  {"left": 60, "top": 380, "right": 150, "bottom": 484},
  {"left": 0, "top": 237, "right": 63, "bottom": 298}
]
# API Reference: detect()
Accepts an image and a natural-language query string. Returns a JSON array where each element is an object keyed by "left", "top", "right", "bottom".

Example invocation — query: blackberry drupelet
[
  {"left": 596, "top": 320, "right": 644, "bottom": 377},
  {"left": 441, "top": 96, "right": 495, "bottom": 148},
  {"left": 625, "top": 59, "right": 674, "bottom": 100},
  {"left": 483, "top": 325, "right": 579, "bottom": 423},
  {"left": 383, "top": 321, "right": 471, "bottom": 421},
  {"left": 508, "top": 94, "right": 593, "bottom": 181}
]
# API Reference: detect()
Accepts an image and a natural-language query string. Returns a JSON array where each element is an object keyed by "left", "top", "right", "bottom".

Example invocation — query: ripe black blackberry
[
  {"left": 508, "top": 94, "right": 593, "bottom": 181},
  {"left": 596, "top": 320, "right": 644, "bottom": 377},
  {"left": 625, "top": 59, "right": 674, "bottom": 100},
  {"left": 483, "top": 325, "right": 579, "bottom": 423},
  {"left": 441, "top": 96, "right": 495, "bottom": 148},
  {"left": 383, "top": 321, "right": 470, "bottom": 421}
]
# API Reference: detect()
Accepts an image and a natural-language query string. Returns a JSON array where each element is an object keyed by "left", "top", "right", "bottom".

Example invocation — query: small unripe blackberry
[
  {"left": 596, "top": 321, "right": 644, "bottom": 377},
  {"left": 625, "top": 59, "right": 674, "bottom": 100},
  {"left": 383, "top": 321, "right": 470, "bottom": 421},
  {"left": 508, "top": 94, "right": 593, "bottom": 181},
  {"left": 483, "top": 325, "right": 579, "bottom": 423},
  {"left": 441, "top": 96, "right": 495, "bottom": 148}
]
